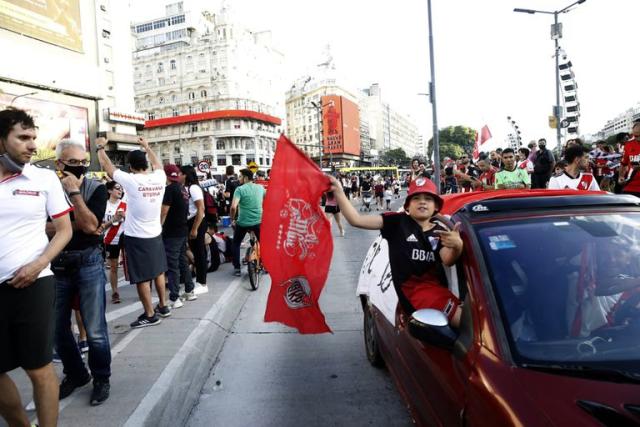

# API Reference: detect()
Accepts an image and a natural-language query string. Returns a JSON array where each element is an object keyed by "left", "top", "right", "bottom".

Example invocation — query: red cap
[
  {"left": 404, "top": 177, "right": 444, "bottom": 210},
  {"left": 164, "top": 164, "right": 181, "bottom": 182}
]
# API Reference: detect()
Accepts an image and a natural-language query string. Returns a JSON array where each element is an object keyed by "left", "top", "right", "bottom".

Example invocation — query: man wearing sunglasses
[{"left": 51, "top": 139, "right": 111, "bottom": 406}]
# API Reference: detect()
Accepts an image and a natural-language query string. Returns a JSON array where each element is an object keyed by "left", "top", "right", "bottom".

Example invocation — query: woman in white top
[
  {"left": 181, "top": 165, "right": 208, "bottom": 294},
  {"left": 101, "top": 181, "right": 126, "bottom": 303}
]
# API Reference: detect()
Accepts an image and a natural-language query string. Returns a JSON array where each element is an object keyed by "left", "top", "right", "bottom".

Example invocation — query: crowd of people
[
  {"left": 404, "top": 120, "right": 640, "bottom": 197},
  {"left": 0, "top": 108, "right": 266, "bottom": 425}
]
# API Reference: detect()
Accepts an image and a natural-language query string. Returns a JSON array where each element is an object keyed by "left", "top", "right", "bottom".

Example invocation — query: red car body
[{"left": 361, "top": 191, "right": 640, "bottom": 426}]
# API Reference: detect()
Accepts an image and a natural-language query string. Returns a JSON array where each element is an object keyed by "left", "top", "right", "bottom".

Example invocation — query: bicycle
[{"left": 244, "top": 230, "right": 263, "bottom": 291}]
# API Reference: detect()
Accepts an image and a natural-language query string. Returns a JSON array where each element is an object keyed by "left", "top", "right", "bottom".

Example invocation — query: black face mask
[
  {"left": 0, "top": 141, "right": 25, "bottom": 173},
  {"left": 63, "top": 164, "right": 88, "bottom": 179}
]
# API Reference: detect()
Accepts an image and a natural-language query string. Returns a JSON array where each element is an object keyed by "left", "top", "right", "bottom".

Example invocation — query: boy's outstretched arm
[{"left": 328, "top": 175, "right": 383, "bottom": 230}]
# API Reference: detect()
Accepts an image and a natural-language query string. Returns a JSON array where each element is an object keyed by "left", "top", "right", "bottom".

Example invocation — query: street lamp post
[
  {"left": 427, "top": 0, "right": 441, "bottom": 193},
  {"left": 308, "top": 100, "right": 334, "bottom": 169},
  {"left": 514, "top": 0, "right": 587, "bottom": 149}
]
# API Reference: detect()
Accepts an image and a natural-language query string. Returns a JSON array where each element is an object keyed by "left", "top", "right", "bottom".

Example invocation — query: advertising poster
[
  {"left": 1, "top": 93, "right": 89, "bottom": 164},
  {"left": 322, "top": 95, "right": 360, "bottom": 156},
  {"left": 0, "top": 0, "right": 83, "bottom": 52}
]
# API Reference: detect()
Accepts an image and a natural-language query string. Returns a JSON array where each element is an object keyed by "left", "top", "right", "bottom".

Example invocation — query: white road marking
[{"left": 123, "top": 277, "right": 243, "bottom": 427}]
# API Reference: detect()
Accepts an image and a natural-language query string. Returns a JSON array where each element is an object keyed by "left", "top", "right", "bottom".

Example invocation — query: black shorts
[
  {"left": 325, "top": 205, "right": 340, "bottom": 214},
  {"left": 375, "top": 192, "right": 384, "bottom": 199},
  {"left": 0, "top": 275, "right": 56, "bottom": 372},
  {"left": 106, "top": 242, "right": 122, "bottom": 260}
]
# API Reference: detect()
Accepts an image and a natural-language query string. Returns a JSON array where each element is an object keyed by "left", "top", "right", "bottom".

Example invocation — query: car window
[{"left": 475, "top": 212, "right": 640, "bottom": 366}]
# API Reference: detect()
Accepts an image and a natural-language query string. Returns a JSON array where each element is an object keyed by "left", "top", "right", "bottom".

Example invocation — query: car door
[{"left": 393, "top": 264, "right": 470, "bottom": 427}]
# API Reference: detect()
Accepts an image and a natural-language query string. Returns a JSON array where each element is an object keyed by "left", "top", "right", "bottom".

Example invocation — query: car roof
[{"left": 439, "top": 190, "right": 639, "bottom": 216}]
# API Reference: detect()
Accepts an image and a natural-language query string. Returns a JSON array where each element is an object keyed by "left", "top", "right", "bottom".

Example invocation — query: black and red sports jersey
[
  {"left": 380, "top": 212, "right": 448, "bottom": 312},
  {"left": 622, "top": 139, "right": 640, "bottom": 193}
]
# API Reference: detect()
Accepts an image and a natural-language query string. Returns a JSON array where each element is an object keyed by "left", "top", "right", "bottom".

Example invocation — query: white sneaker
[
  {"left": 193, "top": 283, "right": 209, "bottom": 295},
  {"left": 182, "top": 291, "right": 197, "bottom": 301},
  {"left": 170, "top": 298, "right": 184, "bottom": 309}
]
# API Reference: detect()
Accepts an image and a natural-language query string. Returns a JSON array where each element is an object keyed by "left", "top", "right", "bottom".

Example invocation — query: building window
[
  {"left": 215, "top": 121, "right": 221, "bottom": 130},
  {"left": 216, "top": 140, "right": 225, "bottom": 150},
  {"left": 170, "top": 59, "right": 176, "bottom": 70},
  {"left": 158, "top": 78, "right": 165, "bottom": 86},
  {"left": 157, "top": 62, "right": 164, "bottom": 72},
  {"left": 171, "top": 94, "right": 177, "bottom": 102},
  {"left": 217, "top": 158, "right": 226, "bottom": 166},
  {"left": 102, "top": 29, "right": 110, "bottom": 39},
  {"left": 266, "top": 158, "right": 270, "bottom": 166},
  {"left": 100, "top": 4, "right": 107, "bottom": 12},
  {"left": 231, "top": 154, "right": 241, "bottom": 165},
  {"left": 200, "top": 90, "right": 207, "bottom": 98},
  {"left": 188, "top": 92, "right": 195, "bottom": 100},
  {"left": 191, "top": 123, "right": 198, "bottom": 132},
  {"left": 172, "top": 108, "right": 179, "bottom": 117},
  {"left": 148, "top": 112, "right": 155, "bottom": 120},
  {"left": 170, "top": 14, "right": 185, "bottom": 25},
  {"left": 259, "top": 157, "right": 264, "bottom": 165}
]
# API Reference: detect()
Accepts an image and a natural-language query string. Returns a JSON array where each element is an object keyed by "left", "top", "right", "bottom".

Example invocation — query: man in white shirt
[
  {"left": 97, "top": 136, "right": 170, "bottom": 328},
  {"left": 0, "top": 108, "right": 72, "bottom": 427},
  {"left": 549, "top": 145, "right": 600, "bottom": 191}
]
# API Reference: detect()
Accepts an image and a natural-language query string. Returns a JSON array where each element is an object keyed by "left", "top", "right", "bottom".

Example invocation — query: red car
[{"left": 358, "top": 190, "right": 640, "bottom": 426}]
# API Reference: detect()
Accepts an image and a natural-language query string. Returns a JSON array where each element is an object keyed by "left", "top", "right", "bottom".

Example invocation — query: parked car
[{"left": 357, "top": 190, "right": 640, "bottom": 426}]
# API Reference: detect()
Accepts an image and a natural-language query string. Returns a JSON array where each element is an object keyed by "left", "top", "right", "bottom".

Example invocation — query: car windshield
[{"left": 476, "top": 212, "right": 640, "bottom": 367}]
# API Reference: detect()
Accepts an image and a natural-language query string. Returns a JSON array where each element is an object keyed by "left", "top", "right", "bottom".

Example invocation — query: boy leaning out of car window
[{"left": 327, "top": 175, "right": 464, "bottom": 327}]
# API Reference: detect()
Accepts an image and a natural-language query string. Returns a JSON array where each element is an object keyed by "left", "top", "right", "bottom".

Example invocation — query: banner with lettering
[{"left": 262, "top": 135, "right": 332, "bottom": 333}]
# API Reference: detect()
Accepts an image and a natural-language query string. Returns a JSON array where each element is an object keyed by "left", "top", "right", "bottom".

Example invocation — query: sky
[{"left": 130, "top": 0, "right": 640, "bottom": 152}]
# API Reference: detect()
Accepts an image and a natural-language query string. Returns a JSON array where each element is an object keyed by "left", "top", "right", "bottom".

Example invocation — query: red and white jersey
[
  {"left": 518, "top": 159, "right": 534, "bottom": 173},
  {"left": 548, "top": 171, "right": 600, "bottom": 191},
  {"left": 103, "top": 199, "right": 127, "bottom": 245},
  {"left": 621, "top": 139, "right": 640, "bottom": 193}
]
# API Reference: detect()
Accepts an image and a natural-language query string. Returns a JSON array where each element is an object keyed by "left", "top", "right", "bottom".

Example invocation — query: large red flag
[{"left": 262, "top": 135, "right": 333, "bottom": 333}]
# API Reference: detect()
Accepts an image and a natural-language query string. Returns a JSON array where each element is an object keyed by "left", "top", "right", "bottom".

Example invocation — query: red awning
[{"left": 144, "top": 109, "right": 282, "bottom": 128}]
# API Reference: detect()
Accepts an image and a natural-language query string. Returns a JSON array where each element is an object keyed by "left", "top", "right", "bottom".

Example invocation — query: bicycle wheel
[{"left": 247, "top": 259, "right": 259, "bottom": 290}]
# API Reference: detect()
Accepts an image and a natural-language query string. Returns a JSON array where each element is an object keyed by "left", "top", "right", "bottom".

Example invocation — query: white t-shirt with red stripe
[
  {"left": 548, "top": 171, "right": 600, "bottom": 191},
  {"left": 0, "top": 164, "right": 72, "bottom": 283},
  {"left": 103, "top": 199, "right": 127, "bottom": 245}
]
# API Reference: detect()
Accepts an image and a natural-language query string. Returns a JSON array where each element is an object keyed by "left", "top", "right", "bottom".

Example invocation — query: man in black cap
[{"left": 96, "top": 137, "right": 170, "bottom": 328}]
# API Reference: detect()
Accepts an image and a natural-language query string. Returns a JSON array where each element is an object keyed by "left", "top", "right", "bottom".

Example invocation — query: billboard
[
  {"left": 0, "top": 0, "right": 83, "bottom": 52},
  {"left": 0, "top": 93, "right": 89, "bottom": 164},
  {"left": 322, "top": 95, "right": 360, "bottom": 156}
]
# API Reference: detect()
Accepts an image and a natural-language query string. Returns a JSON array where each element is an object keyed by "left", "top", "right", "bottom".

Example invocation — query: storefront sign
[{"left": 107, "top": 109, "right": 146, "bottom": 126}]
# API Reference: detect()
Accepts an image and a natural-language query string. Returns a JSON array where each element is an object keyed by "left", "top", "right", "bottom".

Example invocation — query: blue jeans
[
  {"left": 232, "top": 224, "right": 261, "bottom": 269},
  {"left": 54, "top": 246, "right": 111, "bottom": 381},
  {"left": 163, "top": 236, "right": 194, "bottom": 301}
]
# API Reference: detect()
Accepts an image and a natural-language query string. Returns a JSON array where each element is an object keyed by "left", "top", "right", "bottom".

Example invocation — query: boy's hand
[{"left": 434, "top": 223, "right": 463, "bottom": 251}]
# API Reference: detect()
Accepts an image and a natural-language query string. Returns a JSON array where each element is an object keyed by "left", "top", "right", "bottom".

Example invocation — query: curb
[{"left": 123, "top": 276, "right": 251, "bottom": 427}]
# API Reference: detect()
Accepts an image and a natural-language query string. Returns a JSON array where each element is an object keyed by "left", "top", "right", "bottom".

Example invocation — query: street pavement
[
  {"left": 4, "top": 194, "right": 412, "bottom": 427},
  {"left": 187, "top": 194, "right": 412, "bottom": 427}
]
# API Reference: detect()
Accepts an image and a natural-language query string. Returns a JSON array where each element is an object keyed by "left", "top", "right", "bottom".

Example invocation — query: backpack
[{"left": 203, "top": 189, "right": 217, "bottom": 215}]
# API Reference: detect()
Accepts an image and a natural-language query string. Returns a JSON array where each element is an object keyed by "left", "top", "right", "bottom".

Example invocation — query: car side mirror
[{"left": 409, "top": 309, "right": 458, "bottom": 351}]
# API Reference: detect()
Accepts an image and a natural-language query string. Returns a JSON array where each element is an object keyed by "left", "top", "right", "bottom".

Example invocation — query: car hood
[{"left": 512, "top": 367, "right": 640, "bottom": 426}]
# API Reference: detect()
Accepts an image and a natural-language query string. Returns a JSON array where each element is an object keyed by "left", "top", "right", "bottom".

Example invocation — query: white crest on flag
[
  {"left": 278, "top": 198, "right": 320, "bottom": 260},
  {"left": 281, "top": 276, "right": 312, "bottom": 309},
  {"left": 415, "top": 178, "right": 426, "bottom": 187}
]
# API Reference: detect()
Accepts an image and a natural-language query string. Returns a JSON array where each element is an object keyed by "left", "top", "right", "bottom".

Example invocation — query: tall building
[
  {"left": 132, "top": 1, "right": 285, "bottom": 173},
  {"left": 0, "top": 0, "right": 140, "bottom": 169},
  {"left": 285, "top": 49, "right": 361, "bottom": 166},
  {"left": 361, "top": 84, "right": 420, "bottom": 159},
  {"left": 600, "top": 103, "right": 640, "bottom": 139}
]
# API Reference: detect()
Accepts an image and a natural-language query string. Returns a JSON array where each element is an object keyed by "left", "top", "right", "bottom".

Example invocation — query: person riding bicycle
[
  {"left": 328, "top": 175, "right": 464, "bottom": 326},
  {"left": 230, "top": 169, "right": 265, "bottom": 277}
]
